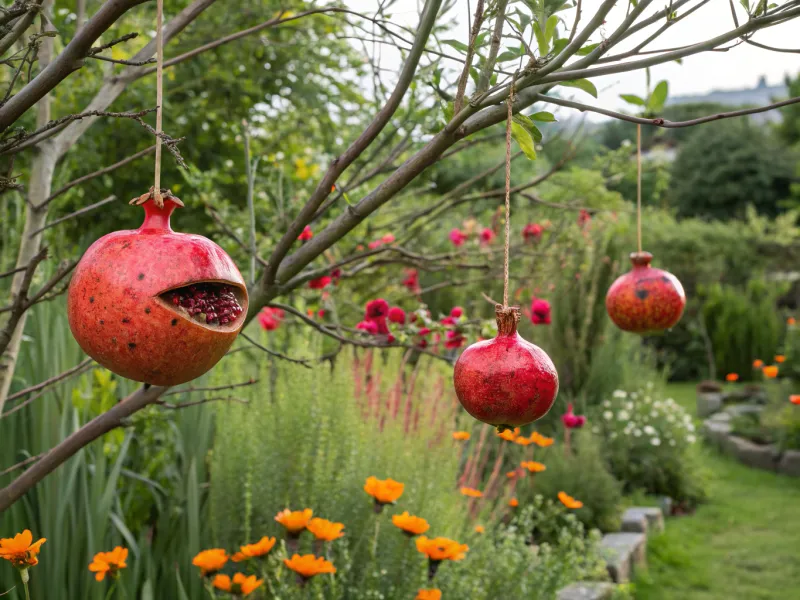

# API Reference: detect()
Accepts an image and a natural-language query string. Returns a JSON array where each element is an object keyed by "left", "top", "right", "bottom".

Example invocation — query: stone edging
[
  {"left": 556, "top": 507, "right": 664, "bottom": 600},
  {"left": 702, "top": 411, "right": 800, "bottom": 477}
]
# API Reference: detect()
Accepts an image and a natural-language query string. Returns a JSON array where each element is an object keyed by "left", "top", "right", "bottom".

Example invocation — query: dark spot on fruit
[
  {"left": 128, "top": 342, "right": 136, "bottom": 350},
  {"left": 171, "top": 318, "right": 178, "bottom": 326},
  {"left": 662, "top": 276, "right": 671, "bottom": 283},
  {"left": 99, "top": 320, "right": 104, "bottom": 325},
  {"left": 122, "top": 317, "right": 130, "bottom": 324},
  {"left": 137, "top": 273, "right": 145, "bottom": 280},
  {"left": 144, "top": 307, "right": 151, "bottom": 314},
  {"left": 635, "top": 289, "right": 649, "bottom": 300},
  {"left": 121, "top": 241, "right": 131, "bottom": 249},
  {"left": 89, "top": 296, "right": 94, "bottom": 303},
  {"left": 111, "top": 337, "right": 117, "bottom": 345}
]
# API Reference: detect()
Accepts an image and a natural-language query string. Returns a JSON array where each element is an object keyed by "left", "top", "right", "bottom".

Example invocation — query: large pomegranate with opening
[
  {"left": 67, "top": 190, "right": 248, "bottom": 386},
  {"left": 453, "top": 306, "right": 558, "bottom": 429},
  {"left": 605, "top": 251, "right": 685, "bottom": 334}
]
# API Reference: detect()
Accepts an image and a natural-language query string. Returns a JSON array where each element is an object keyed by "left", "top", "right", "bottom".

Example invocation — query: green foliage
[
  {"left": 778, "top": 71, "right": 800, "bottom": 146},
  {"left": 700, "top": 279, "right": 784, "bottom": 380},
  {"left": 518, "top": 430, "right": 623, "bottom": 532},
  {"left": 594, "top": 385, "right": 707, "bottom": 503},
  {"left": 670, "top": 119, "right": 796, "bottom": 219}
]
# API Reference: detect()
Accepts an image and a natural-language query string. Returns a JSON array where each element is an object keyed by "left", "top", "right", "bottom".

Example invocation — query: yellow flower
[
  {"left": 88, "top": 547, "right": 127, "bottom": 581},
  {"left": 231, "top": 536, "right": 276, "bottom": 562},
  {"left": 307, "top": 518, "right": 345, "bottom": 542},
  {"left": 520, "top": 461, "right": 546, "bottom": 473},
  {"left": 497, "top": 427, "right": 520, "bottom": 442},
  {"left": 283, "top": 554, "right": 336, "bottom": 579},
  {"left": 213, "top": 573, "right": 264, "bottom": 596},
  {"left": 508, "top": 497, "right": 519, "bottom": 508},
  {"left": 416, "top": 590, "right": 442, "bottom": 600},
  {"left": 530, "top": 432, "right": 554, "bottom": 447},
  {"left": 452, "top": 431, "right": 471, "bottom": 441},
  {"left": 514, "top": 435, "right": 535, "bottom": 446},
  {"left": 558, "top": 491, "right": 583, "bottom": 509},
  {"left": 364, "top": 476, "right": 404, "bottom": 505},
  {"left": 275, "top": 508, "right": 313, "bottom": 535},
  {"left": 763, "top": 365, "right": 779, "bottom": 379},
  {"left": 192, "top": 549, "right": 228, "bottom": 577},
  {"left": 460, "top": 487, "right": 483, "bottom": 498},
  {"left": 391, "top": 512, "right": 430, "bottom": 536},
  {"left": 415, "top": 536, "right": 469, "bottom": 562},
  {"left": 0, "top": 530, "right": 46, "bottom": 569},
  {"left": 474, "top": 525, "right": 485, "bottom": 534}
]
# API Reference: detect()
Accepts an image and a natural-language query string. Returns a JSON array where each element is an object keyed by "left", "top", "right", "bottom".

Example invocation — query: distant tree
[
  {"left": 670, "top": 119, "right": 795, "bottom": 219},
  {"left": 779, "top": 72, "right": 800, "bottom": 145}
]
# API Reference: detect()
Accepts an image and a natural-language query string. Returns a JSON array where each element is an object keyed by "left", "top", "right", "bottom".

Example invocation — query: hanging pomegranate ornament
[
  {"left": 453, "top": 306, "right": 558, "bottom": 430},
  {"left": 605, "top": 251, "right": 685, "bottom": 334},
  {"left": 67, "top": 189, "right": 249, "bottom": 386}
]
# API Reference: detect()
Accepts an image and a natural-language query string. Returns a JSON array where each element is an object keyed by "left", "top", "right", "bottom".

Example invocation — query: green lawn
[{"left": 634, "top": 383, "right": 800, "bottom": 600}]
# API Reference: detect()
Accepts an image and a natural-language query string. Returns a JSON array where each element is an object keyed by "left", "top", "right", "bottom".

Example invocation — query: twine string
[
  {"left": 636, "top": 123, "right": 642, "bottom": 253},
  {"left": 503, "top": 82, "right": 515, "bottom": 309},
  {"left": 153, "top": 0, "right": 164, "bottom": 200}
]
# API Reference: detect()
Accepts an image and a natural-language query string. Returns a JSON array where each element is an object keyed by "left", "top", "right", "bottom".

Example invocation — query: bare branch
[
  {"left": 0, "top": 245, "right": 47, "bottom": 356},
  {"left": 477, "top": 0, "right": 508, "bottom": 93},
  {"left": 5, "top": 357, "right": 93, "bottom": 403},
  {"left": 156, "top": 395, "right": 248, "bottom": 410},
  {"left": 0, "top": 454, "right": 41, "bottom": 478},
  {"left": 0, "top": 0, "right": 44, "bottom": 58},
  {"left": 163, "top": 378, "right": 258, "bottom": 397},
  {"left": 238, "top": 332, "right": 313, "bottom": 367},
  {"left": 453, "top": 0, "right": 484, "bottom": 114},
  {"left": 28, "top": 194, "right": 116, "bottom": 236}
]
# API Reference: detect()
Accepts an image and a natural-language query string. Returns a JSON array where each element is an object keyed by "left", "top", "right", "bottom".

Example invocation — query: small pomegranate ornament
[
  {"left": 605, "top": 251, "right": 685, "bottom": 334},
  {"left": 68, "top": 189, "right": 249, "bottom": 386},
  {"left": 453, "top": 305, "right": 558, "bottom": 429}
]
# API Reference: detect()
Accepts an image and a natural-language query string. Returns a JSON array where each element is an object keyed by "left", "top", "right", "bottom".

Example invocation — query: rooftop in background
[{"left": 667, "top": 76, "right": 789, "bottom": 123}]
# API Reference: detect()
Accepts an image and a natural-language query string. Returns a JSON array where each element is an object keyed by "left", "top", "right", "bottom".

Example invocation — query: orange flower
[
  {"left": 763, "top": 365, "right": 779, "bottom": 379},
  {"left": 790, "top": 395, "right": 800, "bottom": 405},
  {"left": 192, "top": 548, "right": 228, "bottom": 577},
  {"left": 508, "top": 497, "right": 519, "bottom": 508},
  {"left": 753, "top": 359, "right": 764, "bottom": 368},
  {"left": 506, "top": 470, "right": 520, "bottom": 479},
  {"left": 231, "top": 536, "right": 276, "bottom": 562},
  {"left": 275, "top": 508, "right": 313, "bottom": 535},
  {"left": 391, "top": 512, "right": 430, "bottom": 536},
  {"left": 416, "top": 589, "right": 442, "bottom": 600},
  {"left": 520, "top": 461, "right": 546, "bottom": 473},
  {"left": 283, "top": 554, "right": 336, "bottom": 579},
  {"left": 460, "top": 487, "right": 483, "bottom": 498},
  {"left": 725, "top": 373, "right": 739, "bottom": 382},
  {"left": 496, "top": 427, "right": 521, "bottom": 442},
  {"left": 788, "top": 317, "right": 796, "bottom": 326},
  {"left": 474, "top": 525, "right": 485, "bottom": 534},
  {"left": 307, "top": 518, "right": 345, "bottom": 542},
  {"left": 364, "top": 476, "right": 404, "bottom": 505},
  {"left": 0, "top": 530, "right": 46, "bottom": 569},
  {"left": 529, "top": 431, "right": 555, "bottom": 447},
  {"left": 452, "top": 431, "right": 471, "bottom": 441},
  {"left": 88, "top": 547, "right": 127, "bottom": 581},
  {"left": 213, "top": 573, "right": 264, "bottom": 596},
  {"left": 415, "top": 536, "right": 469, "bottom": 562},
  {"left": 558, "top": 491, "right": 583, "bottom": 509},
  {"left": 775, "top": 355, "right": 786, "bottom": 364},
  {"left": 514, "top": 435, "right": 534, "bottom": 446}
]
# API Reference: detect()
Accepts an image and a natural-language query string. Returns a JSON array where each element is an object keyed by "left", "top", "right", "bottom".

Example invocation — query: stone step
[
  {"left": 621, "top": 506, "right": 665, "bottom": 534},
  {"left": 556, "top": 582, "right": 616, "bottom": 600},
  {"left": 600, "top": 532, "right": 646, "bottom": 583}
]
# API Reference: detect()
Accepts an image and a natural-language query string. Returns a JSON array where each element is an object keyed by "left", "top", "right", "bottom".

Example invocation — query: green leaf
[
  {"left": 475, "top": 31, "right": 489, "bottom": 47},
  {"left": 469, "top": 67, "right": 480, "bottom": 86},
  {"left": 511, "top": 121, "right": 537, "bottom": 160},
  {"left": 576, "top": 42, "right": 600, "bottom": 56},
  {"left": 544, "top": 15, "right": 559, "bottom": 44},
  {"left": 559, "top": 78, "right": 598, "bottom": 98},
  {"left": 442, "top": 39, "right": 469, "bottom": 54},
  {"left": 647, "top": 80, "right": 669, "bottom": 113},
  {"left": 441, "top": 100, "right": 454, "bottom": 122},
  {"left": 620, "top": 93, "right": 646, "bottom": 106},
  {"left": 530, "top": 111, "right": 557, "bottom": 122},
  {"left": 513, "top": 114, "right": 543, "bottom": 142},
  {"left": 533, "top": 21, "right": 548, "bottom": 56},
  {"left": 496, "top": 48, "right": 523, "bottom": 62},
  {"left": 552, "top": 38, "right": 569, "bottom": 55}
]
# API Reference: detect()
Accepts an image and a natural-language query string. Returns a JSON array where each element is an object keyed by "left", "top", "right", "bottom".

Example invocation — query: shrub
[
  {"left": 594, "top": 385, "right": 707, "bottom": 504},
  {"left": 696, "top": 380, "right": 722, "bottom": 393}
]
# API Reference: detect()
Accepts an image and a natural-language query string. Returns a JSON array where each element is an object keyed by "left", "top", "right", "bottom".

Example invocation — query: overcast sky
[{"left": 344, "top": 0, "right": 799, "bottom": 112}]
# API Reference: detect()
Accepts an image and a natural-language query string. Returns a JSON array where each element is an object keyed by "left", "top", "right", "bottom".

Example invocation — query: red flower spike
[
  {"left": 309, "top": 276, "right": 332, "bottom": 289},
  {"left": 388, "top": 307, "right": 406, "bottom": 325},
  {"left": 365, "top": 299, "right": 389, "bottom": 320},
  {"left": 68, "top": 194, "right": 248, "bottom": 386},
  {"left": 605, "top": 252, "right": 686, "bottom": 334},
  {"left": 454, "top": 306, "right": 558, "bottom": 428},
  {"left": 298, "top": 225, "right": 313, "bottom": 241}
]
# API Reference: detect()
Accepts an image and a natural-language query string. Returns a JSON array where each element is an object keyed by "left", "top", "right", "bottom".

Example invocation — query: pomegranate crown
[
  {"left": 629, "top": 251, "right": 653, "bottom": 267},
  {"left": 130, "top": 187, "right": 184, "bottom": 231},
  {"left": 130, "top": 186, "right": 184, "bottom": 210},
  {"left": 495, "top": 304, "right": 520, "bottom": 336}
]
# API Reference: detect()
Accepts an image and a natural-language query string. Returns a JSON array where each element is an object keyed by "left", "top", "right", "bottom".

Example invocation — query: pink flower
[
  {"left": 331, "top": 268, "right": 341, "bottom": 284},
  {"left": 440, "top": 316, "right": 456, "bottom": 327},
  {"left": 368, "top": 233, "right": 396, "bottom": 250},
  {"left": 450, "top": 306, "right": 463, "bottom": 318},
  {"left": 298, "top": 225, "right": 313, "bottom": 241},
  {"left": 578, "top": 210, "right": 591, "bottom": 229},
  {"left": 381, "top": 233, "right": 395, "bottom": 244},
  {"left": 449, "top": 228, "right": 467, "bottom": 247},
  {"left": 356, "top": 320, "right": 379, "bottom": 335},
  {"left": 373, "top": 317, "right": 389, "bottom": 335},
  {"left": 530, "top": 298, "right": 551, "bottom": 325},
  {"left": 444, "top": 330, "right": 465, "bottom": 349},
  {"left": 479, "top": 227, "right": 495, "bottom": 245},
  {"left": 418, "top": 327, "right": 431, "bottom": 337},
  {"left": 309, "top": 275, "right": 332, "bottom": 289},
  {"left": 388, "top": 306, "right": 406, "bottom": 325},
  {"left": 318, "top": 309, "right": 326, "bottom": 319},
  {"left": 365, "top": 299, "right": 389, "bottom": 320},
  {"left": 258, "top": 307, "right": 284, "bottom": 331},
  {"left": 523, "top": 223, "right": 544, "bottom": 242},
  {"left": 402, "top": 269, "right": 420, "bottom": 293},
  {"left": 561, "top": 403, "right": 587, "bottom": 429}
]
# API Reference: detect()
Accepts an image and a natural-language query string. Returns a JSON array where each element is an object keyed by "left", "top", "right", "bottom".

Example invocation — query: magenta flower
[
  {"left": 449, "top": 228, "right": 467, "bottom": 247},
  {"left": 365, "top": 299, "right": 389, "bottom": 320},
  {"left": 479, "top": 227, "right": 495, "bottom": 245},
  {"left": 298, "top": 225, "right": 313, "bottom": 241},
  {"left": 561, "top": 403, "right": 587, "bottom": 429},
  {"left": 523, "top": 223, "right": 544, "bottom": 242},
  {"left": 388, "top": 306, "right": 406, "bottom": 325},
  {"left": 450, "top": 306, "right": 463, "bottom": 318},
  {"left": 308, "top": 275, "right": 332, "bottom": 289},
  {"left": 356, "top": 320, "right": 379, "bottom": 334},
  {"left": 530, "top": 298, "right": 551, "bottom": 325}
]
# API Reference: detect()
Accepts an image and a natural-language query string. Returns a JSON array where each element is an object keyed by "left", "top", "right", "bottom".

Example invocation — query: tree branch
[
  {"left": 5, "top": 357, "right": 93, "bottom": 403},
  {"left": 27, "top": 195, "right": 116, "bottom": 236}
]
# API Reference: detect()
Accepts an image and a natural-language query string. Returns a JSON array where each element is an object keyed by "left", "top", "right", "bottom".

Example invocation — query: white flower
[
  {"left": 633, "top": 429, "right": 642, "bottom": 437},
  {"left": 644, "top": 425, "right": 656, "bottom": 435},
  {"left": 650, "top": 410, "right": 658, "bottom": 418},
  {"left": 603, "top": 411, "right": 613, "bottom": 421},
  {"left": 687, "top": 435, "right": 696, "bottom": 444},
  {"left": 631, "top": 392, "right": 638, "bottom": 399},
  {"left": 592, "top": 426, "right": 600, "bottom": 434},
  {"left": 603, "top": 400, "right": 612, "bottom": 408},
  {"left": 625, "top": 401, "right": 634, "bottom": 411},
  {"left": 646, "top": 382, "right": 654, "bottom": 390},
  {"left": 686, "top": 423, "right": 696, "bottom": 432},
  {"left": 613, "top": 390, "right": 627, "bottom": 399},
  {"left": 610, "top": 432, "right": 618, "bottom": 440},
  {"left": 651, "top": 437, "right": 661, "bottom": 446},
  {"left": 669, "top": 439, "right": 676, "bottom": 446},
  {"left": 644, "top": 396, "right": 652, "bottom": 404},
  {"left": 617, "top": 410, "right": 630, "bottom": 421},
  {"left": 667, "top": 415, "right": 675, "bottom": 423}
]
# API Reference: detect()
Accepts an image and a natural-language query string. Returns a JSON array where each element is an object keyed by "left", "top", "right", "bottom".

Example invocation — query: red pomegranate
[
  {"left": 453, "top": 306, "right": 558, "bottom": 429},
  {"left": 67, "top": 189, "right": 248, "bottom": 386},
  {"left": 605, "top": 251, "right": 685, "bottom": 334}
]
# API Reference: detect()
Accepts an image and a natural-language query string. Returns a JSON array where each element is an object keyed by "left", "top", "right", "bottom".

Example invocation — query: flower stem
[
  {"left": 22, "top": 581, "right": 30, "bottom": 600},
  {"left": 103, "top": 580, "right": 118, "bottom": 600}
]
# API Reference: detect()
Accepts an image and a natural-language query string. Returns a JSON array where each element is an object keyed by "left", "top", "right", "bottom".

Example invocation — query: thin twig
[
  {"left": 6, "top": 357, "right": 93, "bottom": 403},
  {"left": 156, "top": 395, "right": 248, "bottom": 410},
  {"left": 28, "top": 195, "right": 116, "bottom": 236},
  {"left": 0, "top": 454, "right": 41, "bottom": 477},
  {"left": 239, "top": 332, "right": 313, "bottom": 367},
  {"left": 164, "top": 378, "right": 258, "bottom": 397}
]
